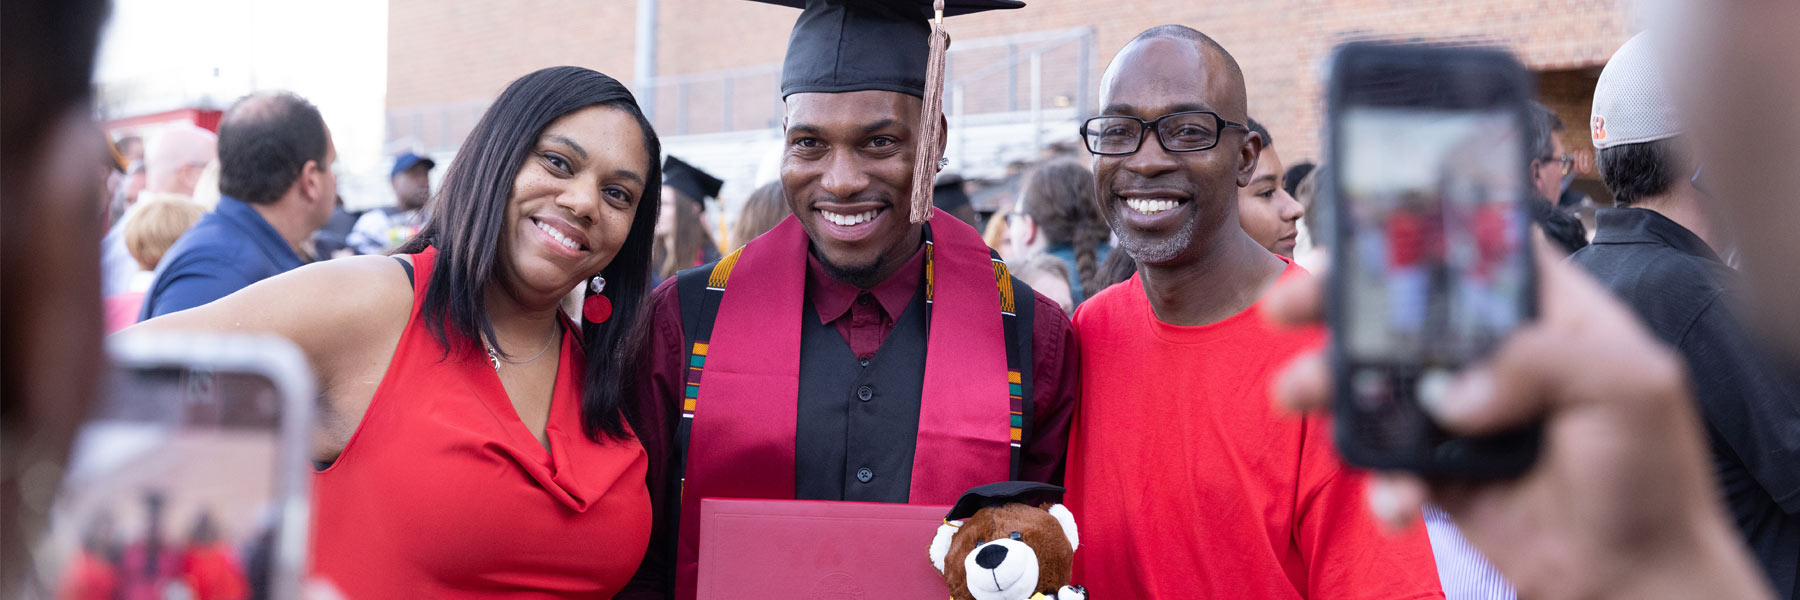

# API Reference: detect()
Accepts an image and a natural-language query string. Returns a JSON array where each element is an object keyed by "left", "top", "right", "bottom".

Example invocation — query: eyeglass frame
[
  {"left": 1080, "top": 110, "right": 1248, "bottom": 156},
  {"left": 1536, "top": 153, "right": 1575, "bottom": 176}
]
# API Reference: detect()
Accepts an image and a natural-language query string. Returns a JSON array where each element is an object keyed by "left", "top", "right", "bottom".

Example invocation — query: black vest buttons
[
  {"left": 856, "top": 467, "right": 874, "bottom": 483},
  {"left": 856, "top": 385, "right": 874, "bottom": 401},
  {"left": 858, "top": 357, "right": 871, "bottom": 368}
]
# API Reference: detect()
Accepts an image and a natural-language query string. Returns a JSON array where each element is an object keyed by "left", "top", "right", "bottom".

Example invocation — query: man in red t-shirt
[{"left": 1067, "top": 25, "right": 1444, "bottom": 598}]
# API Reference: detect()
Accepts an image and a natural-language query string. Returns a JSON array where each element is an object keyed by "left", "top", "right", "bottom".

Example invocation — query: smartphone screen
[
  {"left": 29, "top": 335, "right": 312, "bottom": 600},
  {"left": 1328, "top": 44, "right": 1541, "bottom": 477}
]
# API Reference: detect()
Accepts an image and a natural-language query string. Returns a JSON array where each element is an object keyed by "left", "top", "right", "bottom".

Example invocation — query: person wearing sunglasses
[{"left": 1063, "top": 24, "right": 1442, "bottom": 599}]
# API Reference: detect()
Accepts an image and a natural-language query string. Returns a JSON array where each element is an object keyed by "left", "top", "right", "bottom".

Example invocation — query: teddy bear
[{"left": 928, "top": 481, "right": 1089, "bottom": 600}]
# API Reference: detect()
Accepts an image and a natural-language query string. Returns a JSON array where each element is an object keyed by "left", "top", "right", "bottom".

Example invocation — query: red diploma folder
[{"left": 697, "top": 498, "right": 953, "bottom": 598}]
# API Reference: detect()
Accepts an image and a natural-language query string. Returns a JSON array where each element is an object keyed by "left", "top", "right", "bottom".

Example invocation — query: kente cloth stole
[{"left": 668, "top": 209, "right": 1029, "bottom": 597}]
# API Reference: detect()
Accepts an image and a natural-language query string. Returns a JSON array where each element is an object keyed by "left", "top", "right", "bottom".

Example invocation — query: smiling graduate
[{"left": 617, "top": 1, "right": 1080, "bottom": 598}]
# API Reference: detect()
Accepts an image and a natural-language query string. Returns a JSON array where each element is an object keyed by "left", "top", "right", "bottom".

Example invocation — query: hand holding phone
[{"left": 1325, "top": 42, "right": 1543, "bottom": 477}]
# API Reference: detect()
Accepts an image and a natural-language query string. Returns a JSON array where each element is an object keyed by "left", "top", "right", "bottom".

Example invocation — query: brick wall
[{"left": 389, "top": 0, "right": 1633, "bottom": 160}]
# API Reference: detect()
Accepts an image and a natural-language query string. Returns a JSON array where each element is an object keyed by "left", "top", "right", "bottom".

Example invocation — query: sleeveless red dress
[{"left": 312, "top": 247, "right": 650, "bottom": 598}]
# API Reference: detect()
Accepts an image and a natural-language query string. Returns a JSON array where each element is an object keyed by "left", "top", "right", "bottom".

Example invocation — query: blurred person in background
[
  {"left": 311, "top": 195, "right": 359, "bottom": 258},
  {"left": 102, "top": 135, "right": 127, "bottom": 225},
  {"left": 1013, "top": 253, "right": 1076, "bottom": 314},
  {"left": 116, "top": 134, "right": 145, "bottom": 168},
  {"left": 1088, "top": 244, "right": 1138, "bottom": 294},
  {"left": 348, "top": 151, "right": 435, "bottom": 255},
  {"left": 728, "top": 180, "right": 788, "bottom": 250},
  {"left": 101, "top": 125, "right": 217, "bottom": 298},
  {"left": 177, "top": 511, "right": 248, "bottom": 600},
  {"left": 1292, "top": 165, "right": 1330, "bottom": 271},
  {"left": 1529, "top": 197, "right": 1588, "bottom": 255},
  {"left": 130, "top": 66, "right": 663, "bottom": 597},
  {"left": 118, "top": 490, "right": 179, "bottom": 600},
  {"left": 1571, "top": 32, "right": 1800, "bottom": 597},
  {"left": 58, "top": 511, "right": 120, "bottom": 600},
  {"left": 654, "top": 155, "right": 723, "bottom": 282},
  {"left": 981, "top": 205, "right": 1012, "bottom": 259},
  {"left": 1065, "top": 25, "right": 1443, "bottom": 598},
  {"left": 1284, "top": 160, "right": 1315, "bottom": 200},
  {"left": 106, "top": 198, "right": 206, "bottom": 332},
  {"left": 138, "top": 92, "right": 337, "bottom": 320},
  {"left": 1529, "top": 103, "right": 1574, "bottom": 204},
  {"left": 1007, "top": 159, "right": 1112, "bottom": 306},
  {"left": 1236, "top": 118, "right": 1306, "bottom": 258},
  {"left": 625, "top": 2, "right": 1078, "bottom": 596},
  {"left": 933, "top": 172, "right": 981, "bottom": 229},
  {"left": 1523, "top": 104, "right": 1587, "bottom": 255}
]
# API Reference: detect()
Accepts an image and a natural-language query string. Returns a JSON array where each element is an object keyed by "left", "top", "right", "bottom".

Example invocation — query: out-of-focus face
[
  {"left": 1005, "top": 196, "right": 1035, "bottom": 259},
  {"left": 1236, "top": 145, "right": 1303, "bottom": 257},
  {"left": 1090, "top": 37, "right": 1258, "bottom": 267},
  {"left": 655, "top": 186, "right": 688, "bottom": 238},
  {"left": 393, "top": 163, "right": 431, "bottom": 210},
  {"left": 1533, "top": 134, "right": 1568, "bottom": 201},
  {"left": 781, "top": 90, "right": 924, "bottom": 286},
  {"left": 498, "top": 105, "right": 650, "bottom": 303},
  {"left": 311, "top": 133, "right": 339, "bottom": 228}
]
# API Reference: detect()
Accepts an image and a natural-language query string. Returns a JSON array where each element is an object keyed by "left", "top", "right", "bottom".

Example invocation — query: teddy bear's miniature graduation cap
[
  {"left": 747, "top": 0, "right": 1025, "bottom": 222},
  {"left": 944, "top": 481, "right": 1066, "bottom": 522}
]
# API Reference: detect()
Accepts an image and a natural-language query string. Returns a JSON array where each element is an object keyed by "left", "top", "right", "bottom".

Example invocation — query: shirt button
[
  {"left": 858, "top": 358, "right": 870, "bottom": 368},
  {"left": 856, "top": 294, "right": 871, "bottom": 306},
  {"left": 856, "top": 467, "right": 874, "bottom": 483},
  {"left": 856, "top": 385, "right": 874, "bottom": 401}
]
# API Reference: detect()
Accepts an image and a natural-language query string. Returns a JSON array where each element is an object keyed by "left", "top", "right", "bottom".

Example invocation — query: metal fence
[{"left": 638, "top": 26, "right": 1096, "bottom": 137}]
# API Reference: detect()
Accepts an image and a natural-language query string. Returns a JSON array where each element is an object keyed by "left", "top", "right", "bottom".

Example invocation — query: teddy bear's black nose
[{"left": 975, "top": 543, "right": 1009, "bottom": 569}]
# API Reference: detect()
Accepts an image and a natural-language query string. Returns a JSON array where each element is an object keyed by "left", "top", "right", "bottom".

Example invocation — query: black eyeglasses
[
  {"left": 1081, "top": 110, "right": 1246, "bottom": 156},
  {"left": 1537, "top": 153, "right": 1574, "bottom": 176}
]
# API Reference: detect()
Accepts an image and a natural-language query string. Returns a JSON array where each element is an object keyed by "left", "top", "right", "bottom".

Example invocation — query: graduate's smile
[{"left": 812, "top": 202, "right": 890, "bottom": 244}]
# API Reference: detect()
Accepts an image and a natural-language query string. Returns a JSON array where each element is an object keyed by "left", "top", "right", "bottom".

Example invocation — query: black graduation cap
[
  {"left": 662, "top": 156, "right": 724, "bottom": 204},
  {"left": 749, "top": 0, "right": 1025, "bottom": 98},
  {"left": 933, "top": 172, "right": 969, "bottom": 211},
  {"left": 944, "top": 481, "right": 1066, "bottom": 521}
]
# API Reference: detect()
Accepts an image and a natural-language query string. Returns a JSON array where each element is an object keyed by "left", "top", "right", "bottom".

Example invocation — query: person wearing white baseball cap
[{"left": 1571, "top": 32, "right": 1800, "bottom": 599}]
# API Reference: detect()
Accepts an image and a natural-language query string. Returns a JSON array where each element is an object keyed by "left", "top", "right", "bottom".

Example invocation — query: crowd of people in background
[{"left": 10, "top": 0, "right": 1800, "bottom": 598}]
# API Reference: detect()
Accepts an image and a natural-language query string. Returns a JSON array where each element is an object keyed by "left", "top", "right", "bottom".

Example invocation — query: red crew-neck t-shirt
[{"left": 1067, "top": 264, "right": 1443, "bottom": 599}]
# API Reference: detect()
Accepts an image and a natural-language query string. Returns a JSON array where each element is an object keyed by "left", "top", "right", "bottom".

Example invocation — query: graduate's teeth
[
  {"left": 535, "top": 219, "right": 580, "bottom": 251},
  {"left": 1125, "top": 198, "right": 1179, "bottom": 214},
  {"left": 822, "top": 209, "right": 879, "bottom": 227}
]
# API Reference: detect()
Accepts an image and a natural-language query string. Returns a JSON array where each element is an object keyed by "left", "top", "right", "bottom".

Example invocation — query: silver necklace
[{"left": 484, "top": 321, "right": 559, "bottom": 372}]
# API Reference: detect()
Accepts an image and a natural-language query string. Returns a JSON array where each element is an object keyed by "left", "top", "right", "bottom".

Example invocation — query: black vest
[{"left": 794, "top": 287, "right": 928, "bottom": 502}]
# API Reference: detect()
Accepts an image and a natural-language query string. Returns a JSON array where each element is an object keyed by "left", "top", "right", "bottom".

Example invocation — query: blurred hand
[{"left": 1262, "top": 244, "right": 1772, "bottom": 599}]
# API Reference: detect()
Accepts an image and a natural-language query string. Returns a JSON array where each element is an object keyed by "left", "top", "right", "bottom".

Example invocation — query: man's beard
[
  {"left": 814, "top": 248, "right": 891, "bottom": 290},
  {"left": 1110, "top": 209, "right": 1201, "bottom": 266}
]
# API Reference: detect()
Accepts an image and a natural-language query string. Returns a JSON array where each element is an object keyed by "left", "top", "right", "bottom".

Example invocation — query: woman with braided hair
[{"left": 1009, "top": 159, "right": 1114, "bottom": 306}]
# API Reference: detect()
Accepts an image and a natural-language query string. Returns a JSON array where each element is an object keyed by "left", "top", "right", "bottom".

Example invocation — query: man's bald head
[
  {"left": 1103, "top": 25, "right": 1249, "bottom": 123},
  {"left": 143, "top": 125, "right": 217, "bottom": 196}
]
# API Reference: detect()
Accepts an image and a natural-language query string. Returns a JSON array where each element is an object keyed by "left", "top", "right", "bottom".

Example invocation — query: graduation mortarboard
[
  {"left": 662, "top": 155, "right": 725, "bottom": 204},
  {"left": 752, "top": 0, "right": 1024, "bottom": 223},
  {"left": 749, "top": 0, "right": 1023, "bottom": 98},
  {"left": 944, "top": 481, "right": 1066, "bottom": 522}
]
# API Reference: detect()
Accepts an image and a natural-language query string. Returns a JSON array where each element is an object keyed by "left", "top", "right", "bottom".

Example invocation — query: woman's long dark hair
[
  {"left": 396, "top": 66, "right": 661, "bottom": 442},
  {"left": 1021, "top": 159, "right": 1109, "bottom": 297}
]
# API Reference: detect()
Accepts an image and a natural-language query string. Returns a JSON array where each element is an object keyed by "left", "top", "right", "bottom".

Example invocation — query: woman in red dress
[{"left": 131, "top": 66, "right": 664, "bottom": 597}]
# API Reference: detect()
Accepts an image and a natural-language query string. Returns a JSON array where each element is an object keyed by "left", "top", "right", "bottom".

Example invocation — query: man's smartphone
[
  {"left": 1324, "top": 42, "right": 1542, "bottom": 478},
  {"left": 28, "top": 333, "right": 315, "bottom": 600}
]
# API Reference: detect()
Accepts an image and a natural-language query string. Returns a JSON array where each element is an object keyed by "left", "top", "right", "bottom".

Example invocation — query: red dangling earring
[{"left": 582, "top": 274, "right": 612, "bottom": 323}]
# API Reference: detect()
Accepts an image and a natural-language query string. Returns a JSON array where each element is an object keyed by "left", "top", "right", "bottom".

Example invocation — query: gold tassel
[{"left": 910, "top": 0, "right": 949, "bottom": 224}]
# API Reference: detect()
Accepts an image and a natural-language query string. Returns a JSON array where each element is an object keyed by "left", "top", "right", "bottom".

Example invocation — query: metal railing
[{"left": 639, "top": 26, "right": 1096, "bottom": 138}]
